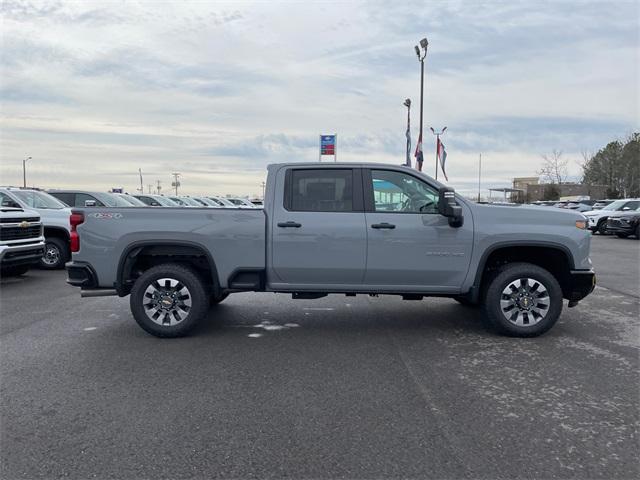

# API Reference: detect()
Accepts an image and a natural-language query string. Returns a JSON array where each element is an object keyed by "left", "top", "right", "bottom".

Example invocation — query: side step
[{"left": 81, "top": 289, "right": 118, "bottom": 298}]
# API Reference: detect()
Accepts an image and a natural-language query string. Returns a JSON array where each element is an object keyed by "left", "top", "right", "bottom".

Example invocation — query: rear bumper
[
  {"left": 566, "top": 269, "right": 596, "bottom": 302},
  {"left": 0, "top": 241, "right": 45, "bottom": 268},
  {"left": 66, "top": 261, "right": 99, "bottom": 288}
]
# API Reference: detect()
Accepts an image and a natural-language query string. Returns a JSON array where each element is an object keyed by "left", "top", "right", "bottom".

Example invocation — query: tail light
[{"left": 70, "top": 212, "right": 84, "bottom": 252}]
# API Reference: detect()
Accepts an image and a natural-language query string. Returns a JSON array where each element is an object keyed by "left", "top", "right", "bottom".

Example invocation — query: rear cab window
[{"left": 284, "top": 168, "right": 362, "bottom": 212}]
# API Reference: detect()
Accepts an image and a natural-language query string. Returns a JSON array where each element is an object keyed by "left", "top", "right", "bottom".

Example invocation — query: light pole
[
  {"left": 22, "top": 156, "right": 32, "bottom": 188},
  {"left": 414, "top": 38, "right": 428, "bottom": 171},
  {"left": 429, "top": 126, "right": 447, "bottom": 180},
  {"left": 171, "top": 172, "right": 181, "bottom": 196},
  {"left": 403, "top": 99, "right": 411, "bottom": 167}
]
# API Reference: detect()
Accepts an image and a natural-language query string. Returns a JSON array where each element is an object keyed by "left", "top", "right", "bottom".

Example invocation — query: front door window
[{"left": 370, "top": 170, "right": 439, "bottom": 214}]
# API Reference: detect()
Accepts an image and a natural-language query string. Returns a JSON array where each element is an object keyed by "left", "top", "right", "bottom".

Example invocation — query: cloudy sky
[{"left": 1, "top": 0, "right": 637, "bottom": 197}]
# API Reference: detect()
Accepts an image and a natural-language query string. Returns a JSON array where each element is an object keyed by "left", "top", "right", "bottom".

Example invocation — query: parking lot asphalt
[{"left": 1, "top": 235, "right": 638, "bottom": 479}]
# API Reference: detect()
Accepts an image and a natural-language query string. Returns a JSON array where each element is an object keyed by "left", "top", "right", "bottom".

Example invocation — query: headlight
[{"left": 575, "top": 219, "right": 587, "bottom": 229}]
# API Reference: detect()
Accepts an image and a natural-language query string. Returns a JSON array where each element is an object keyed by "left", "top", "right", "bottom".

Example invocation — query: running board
[{"left": 81, "top": 289, "right": 118, "bottom": 298}]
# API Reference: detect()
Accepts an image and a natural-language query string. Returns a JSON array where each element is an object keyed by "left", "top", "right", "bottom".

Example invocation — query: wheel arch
[
  {"left": 43, "top": 226, "right": 70, "bottom": 242},
  {"left": 116, "top": 240, "right": 220, "bottom": 296},
  {"left": 472, "top": 242, "right": 575, "bottom": 302}
]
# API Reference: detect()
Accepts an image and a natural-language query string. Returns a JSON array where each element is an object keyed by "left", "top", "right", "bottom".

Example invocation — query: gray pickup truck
[{"left": 67, "top": 163, "right": 595, "bottom": 338}]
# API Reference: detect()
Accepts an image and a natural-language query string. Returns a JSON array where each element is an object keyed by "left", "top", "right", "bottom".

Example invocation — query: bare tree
[{"left": 538, "top": 150, "right": 568, "bottom": 184}]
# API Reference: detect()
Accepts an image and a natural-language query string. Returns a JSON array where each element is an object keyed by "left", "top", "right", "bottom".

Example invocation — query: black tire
[
  {"left": 483, "top": 262, "right": 563, "bottom": 337},
  {"left": 1, "top": 265, "right": 30, "bottom": 277},
  {"left": 454, "top": 296, "right": 478, "bottom": 307},
  {"left": 616, "top": 233, "right": 629, "bottom": 239},
  {"left": 130, "top": 263, "right": 209, "bottom": 338},
  {"left": 210, "top": 291, "right": 229, "bottom": 306},
  {"left": 39, "top": 237, "right": 69, "bottom": 269},
  {"left": 597, "top": 219, "right": 609, "bottom": 235},
  {"left": 635, "top": 225, "right": 640, "bottom": 240}
]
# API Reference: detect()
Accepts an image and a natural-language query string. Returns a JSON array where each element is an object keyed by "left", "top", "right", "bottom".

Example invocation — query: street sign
[{"left": 319, "top": 134, "right": 337, "bottom": 161}]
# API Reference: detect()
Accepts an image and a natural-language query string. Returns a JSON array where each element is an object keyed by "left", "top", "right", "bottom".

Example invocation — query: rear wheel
[
  {"left": 483, "top": 263, "right": 563, "bottom": 337},
  {"left": 39, "top": 237, "right": 69, "bottom": 269},
  {"left": 130, "top": 263, "right": 208, "bottom": 338}
]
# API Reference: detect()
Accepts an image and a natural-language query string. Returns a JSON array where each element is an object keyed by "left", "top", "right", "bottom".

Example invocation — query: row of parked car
[
  {"left": 0, "top": 186, "right": 263, "bottom": 274},
  {"left": 534, "top": 198, "right": 640, "bottom": 239}
]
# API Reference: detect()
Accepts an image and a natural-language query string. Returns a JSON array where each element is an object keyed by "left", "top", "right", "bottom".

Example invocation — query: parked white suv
[
  {"left": 0, "top": 206, "right": 45, "bottom": 277},
  {"left": 583, "top": 198, "right": 640, "bottom": 234},
  {"left": 0, "top": 188, "right": 71, "bottom": 269}
]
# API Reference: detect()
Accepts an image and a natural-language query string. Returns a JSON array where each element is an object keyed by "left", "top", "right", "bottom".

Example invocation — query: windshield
[
  {"left": 119, "top": 194, "right": 147, "bottom": 206},
  {"left": 213, "top": 197, "right": 235, "bottom": 207},
  {"left": 229, "top": 199, "right": 243, "bottom": 205},
  {"left": 168, "top": 197, "right": 186, "bottom": 206},
  {"left": 194, "top": 197, "right": 217, "bottom": 206},
  {"left": 98, "top": 192, "right": 137, "bottom": 207},
  {"left": 12, "top": 190, "right": 67, "bottom": 209},
  {"left": 181, "top": 197, "right": 202, "bottom": 206},
  {"left": 602, "top": 200, "right": 626, "bottom": 211},
  {"left": 153, "top": 196, "right": 179, "bottom": 206}
]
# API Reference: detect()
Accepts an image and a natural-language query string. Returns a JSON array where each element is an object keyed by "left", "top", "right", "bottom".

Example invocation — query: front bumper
[
  {"left": 606, "top": 219, "right": 636, "bottom": 235},
  {"left": 566, "top": 269, "right": 596, "bottom": 302},
  {"left": 0, "top": 241, "right": 45, "bottom": 267}
]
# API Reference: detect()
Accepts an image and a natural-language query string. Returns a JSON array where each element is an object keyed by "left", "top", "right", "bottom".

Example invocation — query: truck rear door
[{"left": 269, "top": 167, "right": 366, "bottom": 287}]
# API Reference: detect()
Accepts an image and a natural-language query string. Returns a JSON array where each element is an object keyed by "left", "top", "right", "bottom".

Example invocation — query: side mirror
[
  {"left": 84, "top": 200, "right": 97, "bottom": 207},
  {"left": 438, "top": 187, "right": 463, "bottom": 228},
  {"left": 622, "top": 207, "right": 630, "bottom": 211}
]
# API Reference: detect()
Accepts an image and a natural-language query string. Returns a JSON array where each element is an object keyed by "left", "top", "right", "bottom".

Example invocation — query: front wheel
[
  {"left": 597, "top": 220, "right": 609, "bottom": 235},
  {"left": 39, "top": 237, "right": 69, "bottom": 269},
  {"left": 483, "top": 263, "right": 563, "bottom": 337},
  {"left": 130, "top": 263, "right": 209, "bottom": 338},
  {"left": 616, "top": 233, "right": 629, "bottom": 239}
]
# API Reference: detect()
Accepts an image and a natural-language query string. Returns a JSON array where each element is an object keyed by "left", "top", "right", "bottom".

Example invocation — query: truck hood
[
  {"left": 471, "top": 202, "right": 585, "bottom": 222},
  {"left": 0, "top": 207, "right": 40, "bottom": 220}
]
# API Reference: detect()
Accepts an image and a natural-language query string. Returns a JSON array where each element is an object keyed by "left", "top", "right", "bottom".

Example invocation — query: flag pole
[
  {"left": 477, "top": 153, "right": 482, "bottom": 202},
  {"left": 435, "top": 133, "right": 439, "bottom": 180}
]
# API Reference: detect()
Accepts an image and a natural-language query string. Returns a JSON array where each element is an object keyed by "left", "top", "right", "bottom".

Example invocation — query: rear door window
[{"left": 287, "top": 169, "right": 355, "bottom": 212}]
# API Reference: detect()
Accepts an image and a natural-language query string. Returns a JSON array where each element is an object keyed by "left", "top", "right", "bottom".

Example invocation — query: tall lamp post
[
  {"left": 22, "top": 156, "right": 32, "bottom": 188},
  {"left": 414, "top": 38, "right": 428, "bottom": 171},
  {"left": 429, "top": 126, "right": 447, "bottom": 180},
  {"left": 403, "top": 99, "right": 411, "bottom": 167}
]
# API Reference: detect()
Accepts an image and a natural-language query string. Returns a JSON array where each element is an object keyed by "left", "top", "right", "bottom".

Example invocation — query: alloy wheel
[
  {"left": 500, "top": 278, "right": 550, "bottom": 326},
  {"left": 142, "top": 277, "right": 192, "bottom": 326}
]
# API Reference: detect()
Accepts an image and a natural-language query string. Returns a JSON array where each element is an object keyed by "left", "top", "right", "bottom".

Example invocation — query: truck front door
[
  {"left": 269, "top": 167, "right": 367, "bottom": 288},
  {"left": 362, "top": 168, "right": 474, "bottom": 291}
]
